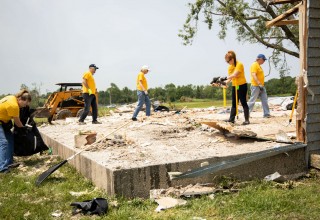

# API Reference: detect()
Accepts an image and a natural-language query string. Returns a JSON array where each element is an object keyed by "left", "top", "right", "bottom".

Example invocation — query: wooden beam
[
  {"left": 272, "top": 20, "right": 299, "bottom": 26},
  {"left": 266, "top": 2, "right": 302, "bottom": 27},
  {"left": 297, "top": 2, "right": 307, "bottom": 143},
  {"left": 267, "top": 0, "right": 301, "bottom": 5}
]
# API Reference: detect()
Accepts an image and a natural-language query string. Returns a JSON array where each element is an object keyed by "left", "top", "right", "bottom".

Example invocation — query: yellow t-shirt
[
  {"left": 0, "top": 95, "right": 19, "bottom": 123},
  {"left": 250, "top": 61, "right": 265, "bottom": 86},
  {"left": 82, "top": 71, "right": 96, "bottom": 94},
  {"left": 228, "top": 61, "right": 246, "bottom": 86},
  {"left": 136, "top": 72, "right": 148, "bottom": 91}
]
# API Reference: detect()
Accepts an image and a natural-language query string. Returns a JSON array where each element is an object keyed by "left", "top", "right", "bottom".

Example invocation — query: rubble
[
  {"left": 150, "top": 183, "right": 216, "bottom": 199},
  {"left": 155, "top": 197, "right": 187, "bottom": 212},
  {"left": 39, "top": 107, "right": 297, "bottom": 170}
]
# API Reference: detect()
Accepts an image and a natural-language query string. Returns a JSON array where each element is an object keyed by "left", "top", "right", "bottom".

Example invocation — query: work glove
[
  {"left": 144, "top": 90, "right": 148, "bottom": 95},
  {"left": 88, "top": 89, "right": 93, "bottom": 95},
  {"left": 259, "top": 85, "right": 264, "bottom": 91}
]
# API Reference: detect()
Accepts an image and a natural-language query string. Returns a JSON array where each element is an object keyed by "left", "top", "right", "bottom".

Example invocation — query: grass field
[{"left": 1, "top": 155, "right": 320, "bottom": 220}]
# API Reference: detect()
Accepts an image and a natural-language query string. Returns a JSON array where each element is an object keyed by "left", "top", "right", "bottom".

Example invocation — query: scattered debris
[
  {"left": 109, "top": 200, "right": 119, "bottom": 208},
  {"left": 150, "top": 183, "right": 216, "bottom": 200},
  {"left": 69, "top": 190, "right": 89, "bottom": 197},
  {"left": 23, "top": 211, "right": 31, "bottom": 218},
  {"left": 264, "top": 172, "right": 285, "bottom": 183},
  {"left": 192, "top": 217, "right": 207, "bottom": 220},
  {"left": 201, "top": 121, "right": 233, "bottom": 134},
  {"left": 155, "top": 197, "right": 187, "bottom": 212},
  {"left": 310, "top": 153, "right": 320, "bottom": 170},
  {"left": 74, "top": 131, "right": 97, "bottom": 148},
  {"left": 275, "top": 130, "right": 291, "bottom": 143},
  {"left": 51, "top": 210, "right": 63, "bottom": 217},
  {"left": 208, "top": 194, "right": 215, "bottom": 200}
]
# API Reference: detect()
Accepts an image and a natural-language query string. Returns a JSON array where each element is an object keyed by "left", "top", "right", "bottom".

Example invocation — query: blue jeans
[
  {"left": 132, "top": 90, "right": 151, "bottom": 118},
  {"left": 0, "top": 126, "right": 14, "bottom": 172},
  {"left": 248, "top": 86, "right": 270, "bottom": 117}
]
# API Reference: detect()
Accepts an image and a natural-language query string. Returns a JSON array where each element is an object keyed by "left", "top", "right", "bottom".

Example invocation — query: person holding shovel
[
  {"left": 132, "top": 65, "right": 151, "bottom": 121},
  {"left": 0, "top": 89, "right": 31, "bottom": 173},
  {"left": 247, "top": 54, "right": 271, "bottom": 118},
  {"left": 224, "top": 51, "right": 250, "bottom": 125}
]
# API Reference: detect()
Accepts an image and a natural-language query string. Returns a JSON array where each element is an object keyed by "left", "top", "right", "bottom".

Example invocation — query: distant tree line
[
  {"left": 0, "top": 76, "right": 297, "bottom": 107},
  {"left": 98, "top": 76, "right": 297, "bottom": 105}
]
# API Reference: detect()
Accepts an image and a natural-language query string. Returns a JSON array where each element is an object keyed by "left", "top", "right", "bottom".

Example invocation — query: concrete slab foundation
[{"left": 39, "top": 110, "right": 307, "bottom": 198}]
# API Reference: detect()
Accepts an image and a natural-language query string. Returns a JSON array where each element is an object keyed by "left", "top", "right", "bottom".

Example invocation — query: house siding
[{"left": 306, "top": 0, "right": 320, "bottom": 156}]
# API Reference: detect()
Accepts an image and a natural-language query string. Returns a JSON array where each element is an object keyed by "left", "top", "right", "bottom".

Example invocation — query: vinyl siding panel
[{"left": 307, "top": 0, "right": 320, "bottom": 153}]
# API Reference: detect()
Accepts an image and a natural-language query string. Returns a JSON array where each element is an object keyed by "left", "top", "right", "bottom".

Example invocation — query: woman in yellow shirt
[
  {"left": 0, "top": 89, "right": 31, "bottom": 173},
  {"left": 225, "top": 51, "right": 250, "bottom": 125}
]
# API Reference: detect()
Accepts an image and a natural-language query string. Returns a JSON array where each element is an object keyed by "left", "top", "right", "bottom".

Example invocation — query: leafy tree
[
  {"left": 121, "top": 87, "right": 135, "bottom": 104},
  {"left": 179, "top": 0, "right": 299, "bottom": 77},
  {"left": 165, "top": 83, "right": 177, "bottom": 102},
  {"left": 176, "top": 84, "right": 195, "bottom": 98},
  {"left": 108, "top": 83, "right": 122, "bottom": 104},
  {"left": 149, "top": 87, "right": 166, "bottom": 102},
  {"left": 265, "top": 76, "right": 296, "bottom": 96}
]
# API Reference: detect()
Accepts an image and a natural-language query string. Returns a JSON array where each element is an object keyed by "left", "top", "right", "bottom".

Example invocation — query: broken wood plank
[
  {"left": 271, "top": 20, "right": 299, "bottom": 26},
  {"left": 201, "top": 121, "right": 233, "bottom": 134},
  {"left": 170, "top": 143, "right": 306, "bottom": 180},
  {"left": 310, "top": 154, "right": 320, "bottom": 169},
  {"left": 266, "top": 2, "right": 302, "bottom": 28},
  {"left": 74, "top": 131, "right": 97, "bottom": 148},
  {"left": 201, "top": 121, "right": 293, "bottom": 144},
  {"left": 267, "top": 0, "right": 301, "bottom": 5}
]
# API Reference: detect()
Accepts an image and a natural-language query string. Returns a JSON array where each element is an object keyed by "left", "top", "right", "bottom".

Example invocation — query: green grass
[{"left": 1, "top": 155, "right": 320, "bottom": 220}]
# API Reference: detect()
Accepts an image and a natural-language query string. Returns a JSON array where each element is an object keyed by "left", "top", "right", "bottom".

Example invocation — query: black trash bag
[
  {"left": 14, "top": 106, "right": 49, "bottom": 156},
  {"left": 154, "top": 105, "right": 170, "bottom": 112},
  {"left": 70, "top": 198, "right": 108, "bottom": 216}
]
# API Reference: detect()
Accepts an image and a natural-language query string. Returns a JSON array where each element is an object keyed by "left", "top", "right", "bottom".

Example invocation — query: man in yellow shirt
[
  {"left": 132, "top": 65, "right": 151, "bottom": 121},
  {"left": 0, "top": 90, "right": 31, "bottom": 173},
  {"left": 78, "top": 64, "right": 101, "bottom": 125},
  {"left": 247, "top": 54, "right": 271, "bottom": 118}
]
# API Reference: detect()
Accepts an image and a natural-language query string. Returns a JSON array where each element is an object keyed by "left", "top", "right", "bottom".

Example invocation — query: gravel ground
[{"left": 39, "top": 107, "right": 296, "bottom": 170}]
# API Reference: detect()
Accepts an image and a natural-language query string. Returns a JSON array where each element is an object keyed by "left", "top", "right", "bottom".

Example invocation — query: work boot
[
  {"left": 131, "top": 117, "right": 138, "bottom": 121},
  {"left": 226, "top": 107, "right": 236, "bottom": 124},
  {"left": 242, "top": 107, "right": 250, "bottom": 125}
]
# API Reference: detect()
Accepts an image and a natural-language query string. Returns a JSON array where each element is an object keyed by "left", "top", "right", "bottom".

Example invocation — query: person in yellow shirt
[
  {"left": 132, "top": 65, "right": 151, "bottom": 121},
  {"left": 224, "top": 51, "right": 250, "bottom": 125},
  {"left": 0, "top": 89, "right": 31, "bottom": 173},
  {"left": 78, "top": 64, "right": 101, "bottom": 125},
  {"left": 248, "top": 54, "right": 271, "bottom": 118}
]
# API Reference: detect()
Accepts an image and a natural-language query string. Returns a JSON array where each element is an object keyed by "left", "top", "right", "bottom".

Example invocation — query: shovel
[{"left": 35, "top": 120, "right": 132, "bottom": 186}]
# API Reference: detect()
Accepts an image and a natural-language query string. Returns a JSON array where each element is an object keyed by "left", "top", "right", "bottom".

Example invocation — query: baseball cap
[
  {"left": 89, "top": 64, "right": 99, "bottom": 69},
  {"left": 141, "top": 65, "right": 150, "bottom": 71},
  {"left": 257, "top": 54, "right": 267, "bottom": 60}
]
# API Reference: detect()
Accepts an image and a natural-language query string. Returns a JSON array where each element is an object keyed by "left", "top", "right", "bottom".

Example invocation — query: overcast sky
[{"left": 0, "top": 0, "right": 299, "bottom": 94}]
